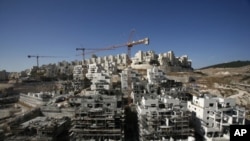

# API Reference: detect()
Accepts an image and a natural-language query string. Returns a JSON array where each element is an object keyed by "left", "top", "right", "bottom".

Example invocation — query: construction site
[{"left": 1, "top": 31, "right": 247, "bottom": 141}]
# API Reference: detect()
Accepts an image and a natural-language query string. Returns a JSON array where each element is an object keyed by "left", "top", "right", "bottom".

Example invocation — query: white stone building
[
  {"left": 101, "top": 61, "right": 117, "bottom": 74},
  {"left": 96, "top": 57, "right": 104, "bottom": 64},
  {"left": 86, "top": 63, "right": 112, "bottom": 91},
  {"left": 147, "top": 66, "right": 166, "bottom": 85},
  {"left": 187, "top": 94, "right": 245, "bottom": 141},
  {"left": 132, "top": 50, "right": 157, "bottom": 64},
  {"left": 116, "top": 53, "right": 128, "bottom": 65},
  {"left": 131, "top": 50, "right": 192, "bottom": 70},
  {"left": 179, "top": 55, "right": 192, "bottom": 68}
]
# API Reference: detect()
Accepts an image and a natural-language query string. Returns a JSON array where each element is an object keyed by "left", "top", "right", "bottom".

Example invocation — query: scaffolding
[
  {"left": 137, "top": 100, "right": 194, "bottom": 141},
  {"left": 70, "top": 93, "right": 124, "bottom": 141}
]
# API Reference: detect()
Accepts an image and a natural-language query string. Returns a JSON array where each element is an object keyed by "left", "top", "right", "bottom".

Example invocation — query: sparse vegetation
[
  {"left": 218, "top": 88, "right": 238, "bottom": 97},
  {"left": 149, "top": 59, "right": 160, "bottom": 66},
  {"left": 193, "top": 71, "right": 207, "bottom": 76},
  {"left": 200, "top": 60, "right": 250, "bottom": 69}
]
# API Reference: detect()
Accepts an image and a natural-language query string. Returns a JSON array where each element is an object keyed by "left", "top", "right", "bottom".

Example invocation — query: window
[
  {"left": 87, "top": 104, "right": 93, "bottom": 108},
  {"left": 209, "top": 103, "right": 214, "bottom": 107}
]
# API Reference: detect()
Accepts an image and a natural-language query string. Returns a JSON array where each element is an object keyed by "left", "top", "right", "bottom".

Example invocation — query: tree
[
  {"left": 91, "top": 54, "right": 98, "bottom": 58},
  {"left": 149, "top": 59, "right": 160, "bottom": 66}
]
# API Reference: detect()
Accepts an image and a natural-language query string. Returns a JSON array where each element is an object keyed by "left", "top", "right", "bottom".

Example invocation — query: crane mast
[
  {"left": 27, "top": 55, "right": 61, "bottom": 68},
  {"left": 27, "top": 55, "right": 40, "bottom": 68},
  {"left": 102, "top": 34, "right": 149, "bottom": 105},
  {"left": 126, "top": 37, "right": 149, "bottom": 65},
  {"left": 125, "top": 37, "right": 149, "bottom": 105},
  {"left": 76, "top": 48, "right": 86, "bottom": 62},
  {"left": 75, "top": 32, "right": 149, "bottom": 106},
  {"left": 75, "top": 47, "right": 114, "bottom": 92}
]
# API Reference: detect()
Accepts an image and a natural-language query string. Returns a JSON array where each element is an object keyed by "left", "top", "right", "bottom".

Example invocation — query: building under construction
[
  {"left": 19, "top": 92, "right": 53, "bottom": 107},
  {"left": 69, "top": 90, "right": 123, "bottom": 141},
  {"left": 6, "top": 116, "right": 71, "bottom": 141},
  {"left": 136, "top": 95, "right": 194, "bottom": 141}
]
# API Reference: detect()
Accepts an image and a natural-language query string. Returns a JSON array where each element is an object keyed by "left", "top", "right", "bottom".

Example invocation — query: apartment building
[
  {"left": 0, "top": 70, "right": 8, "bottom": 81},
  {"left": 70, "top": 91, "right": 123, "bottom": 141},
  {"left": 187, "top": 94, "right": 245, "bottom": 141},
  {"left": 86, "top": 64, "right": 112, "bottom": 91},
  {"left": 116, "top": 53, "right": 128, "bottom": 65},
  {"left": 101, "top": 61, "right": 117, "bottom": 74},
  {"left": 8, "top": 116, "right": 70, "bottom": 141},
  {"left": 158, "top": 51, "right": 191, "bottom": 67},
  {"left": 132, "top": 50, "right": 158, "bottom": 64},
  {"left": 147, "top": 66, "right": 167, "bottom": 85},
  {"left": 70, "top": 62, "right": 123, "bottom": 140},
  {"left": 136, "top": 95, "right": 193, "bottom": 141},
  {"left": 120, "top": 68, "right": 143, "bottom": 93},
  {"left": 73, "top": 65, "right": 84, "bottom": 80}
]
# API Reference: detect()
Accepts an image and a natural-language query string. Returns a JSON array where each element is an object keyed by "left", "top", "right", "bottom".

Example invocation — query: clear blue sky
[{"left": 1, "top": 0, "right": 250, "bottom": 72}]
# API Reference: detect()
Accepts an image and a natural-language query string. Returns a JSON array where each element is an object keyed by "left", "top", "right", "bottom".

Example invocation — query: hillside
[
  {"left": 191, "top": 65, "right": 250, "bottom": 118},
  {"left": 200, "top": 60, "right": 250, "bottom": 69}
]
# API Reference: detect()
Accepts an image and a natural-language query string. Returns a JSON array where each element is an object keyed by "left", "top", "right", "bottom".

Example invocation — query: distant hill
[{"left": 200, "top": 60, "right": 250, "bottom": 69}]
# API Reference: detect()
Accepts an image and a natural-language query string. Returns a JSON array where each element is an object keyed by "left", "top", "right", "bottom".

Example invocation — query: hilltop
[{"left": 200, "top": 60, "right": 250, "bottom": 69}]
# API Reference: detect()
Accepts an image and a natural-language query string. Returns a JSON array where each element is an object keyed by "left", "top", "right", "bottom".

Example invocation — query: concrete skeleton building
[
  {"left": 69, "top": 93, "right": 123, "bottom": 141},
  {"left": 73, "top": 65, "right": 84, "bottom": 80},
  {"left": 136, "top": 95, "right": 193, "bottom": 141},
  {"left": 0, "top": 87, "right": 20, "bottom": 121},
  {"left": 70, "top": 63, "right": 123, "bottom": 141},
  {"left": 7, "top": 116, "right": 70, "bottom": 141},
  {"left": 120, "top": 68, "right": 143, "bottom": 93},
  {"left": 19, "top": 92, "right": 54, "bottom": 107},
  {"left": 120, "top": 65, "right": 186, "bottom": 102},
  {"left": 187, "top": 94, "right": 246, "bottom": 141},
  {"left": 130, "top": 70, "right": 246, "bottom": 140},
  {"left": 120, "top": 65, "right": 194, "bottom": 140},
  {"left": 4, "top": 49, "right": 248, "bottom": 141}
]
